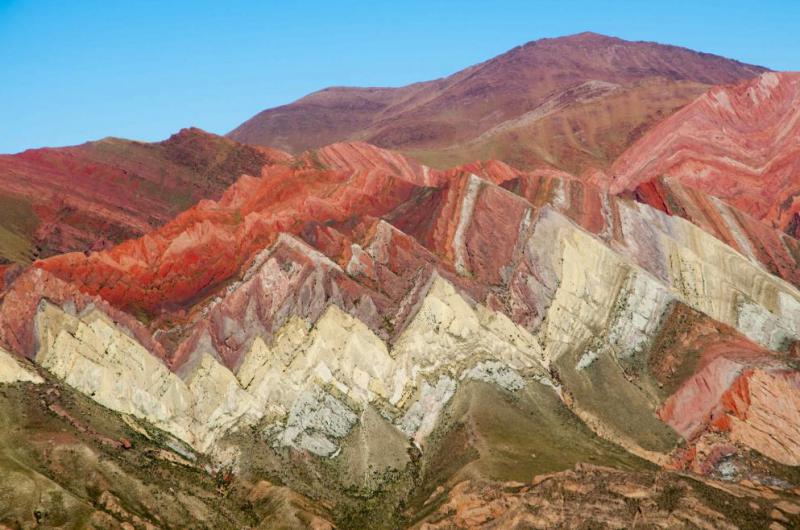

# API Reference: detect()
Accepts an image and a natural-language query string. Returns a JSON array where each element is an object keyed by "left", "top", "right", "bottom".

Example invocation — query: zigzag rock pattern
[
  {"left": 0, "top": 141, "right": 797, "bottom": 476},
  {"left": 3, "top": 94, "right": 800, "bottom": 526},
  {"left": 612, "top": 72, "right": 800, "bottom": 238}
]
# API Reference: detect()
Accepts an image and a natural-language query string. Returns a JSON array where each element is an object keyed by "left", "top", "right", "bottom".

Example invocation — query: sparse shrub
[{"left": 655, "top": 483, "right": 684, "bottom": 513}]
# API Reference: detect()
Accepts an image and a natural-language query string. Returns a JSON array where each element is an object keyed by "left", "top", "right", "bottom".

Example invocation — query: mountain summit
[{"left": 228, "top": 33, "right": 766, "bottom": 172}]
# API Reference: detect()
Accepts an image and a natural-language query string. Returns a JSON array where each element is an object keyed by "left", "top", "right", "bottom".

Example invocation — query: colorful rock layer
[{"left": 0, "top": 139, "right": 797, "bottom": 479}]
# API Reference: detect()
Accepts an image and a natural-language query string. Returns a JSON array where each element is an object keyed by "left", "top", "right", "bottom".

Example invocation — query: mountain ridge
[
  {"left": 228, "top": 32, "right": 767, "bottom": 173},
  {"left": 610, "top": 71, "right": 800, "bottom": 238},
  {"left": 0, "top": 127, "right": 289, "bottom": 265},
  {"left": 3, "top": 139, "right": 800, "bottom": 527}
]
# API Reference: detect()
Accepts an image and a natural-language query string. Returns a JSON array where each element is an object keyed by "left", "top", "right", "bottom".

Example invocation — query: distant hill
[
  {"left": 229, "top": 32, "right": 766, "bottom": 173},
  {"left": 0, "top": 128, "right": 287, "bottom": 263}
]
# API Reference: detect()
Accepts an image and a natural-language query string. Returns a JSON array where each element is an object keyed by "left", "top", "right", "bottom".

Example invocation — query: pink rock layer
[
  {"left": 610, "top": 72, "right": 800, "bottom": 238},
  {"left": 4, "top": 142, "right": 795, "bottom": 370}
]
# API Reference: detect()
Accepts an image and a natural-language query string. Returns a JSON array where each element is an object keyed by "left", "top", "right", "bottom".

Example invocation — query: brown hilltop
[
  {"left": 0, "top": 127, "right": 288, "bottom": 264},
  {"left": 228, "top": 32, "right": 766, "bottom": 173}
]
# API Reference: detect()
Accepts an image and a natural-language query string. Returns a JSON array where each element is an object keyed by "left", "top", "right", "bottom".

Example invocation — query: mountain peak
[{"left": 539, "top": 31, "right": 621, "bottom": 43}]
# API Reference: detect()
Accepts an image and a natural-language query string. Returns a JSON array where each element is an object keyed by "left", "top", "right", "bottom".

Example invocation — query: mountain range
[{"left": 1, "top": 33, "right": 800, "bottom": 529}]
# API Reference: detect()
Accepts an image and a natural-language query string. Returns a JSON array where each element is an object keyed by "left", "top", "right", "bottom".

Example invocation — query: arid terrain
[
  {"left": 1, "top": 33, "right": 800, "bottom": 529},
  {"left": 229, "top": 33, "right": 765, "bottom": 173}
]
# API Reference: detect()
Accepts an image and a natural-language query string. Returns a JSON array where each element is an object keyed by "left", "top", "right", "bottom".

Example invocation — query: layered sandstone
[{"left": 611, "top": 72, "right": 800, "bottom": 237}]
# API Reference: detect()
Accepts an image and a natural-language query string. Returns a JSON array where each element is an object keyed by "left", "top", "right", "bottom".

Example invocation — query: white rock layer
[{"left": 0, "top": 346, "right": 42, "bottom": 384}]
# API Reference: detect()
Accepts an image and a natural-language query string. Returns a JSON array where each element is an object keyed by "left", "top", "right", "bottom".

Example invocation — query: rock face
[
  {"left": 0, "top": 346, "right": 41, "bottom": 384},
  {"left": 611, "top": 72, "right": 800, "bottom": 237},
  {"left": 624, "top": 176, "right": 800, "bottom": 288},
  {"left": 229, "top": 32, "right": 765, "bottom": 173},
  {"left": 0, "top": 127, "right": 287, "bottom": 263}
]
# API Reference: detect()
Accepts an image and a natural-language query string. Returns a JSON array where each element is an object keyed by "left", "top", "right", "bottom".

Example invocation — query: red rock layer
[
  {"left": 652, "top": 303, "right": 800, "bottom": 467},
  {"left": 314, "top": 141, "right": 539, "bottom": 187},
  {"left": 610, "top": 72, "right": 800, "bottom": 237},
  {"left": 662, "top": 362, "right": 800, "bottom": 467},
  {"left": 32, "top": 142, "right": 550, "bottom": 324},
  {"left": 0, "top": 267, "right": 165, "bottom": 360},
  {"left": 0, "top": 128, "right": 287, "bottom": 262},
  {"left": 27, "top": 142, "right": 529, "bottom": 368},
  {"left": 170, "top": 218, "right": 489, "bottom": 371},
  {"left": 157, "top": 163, "right": 608, "bottom": 369},
  {"left": 9, "top": 141, "right": 797, "bottom": 371},
  {"left": 626, "top": 176, "right": 800, "bottom": 286},
  {"left": 34, "top": 154, "right": 432, "bottom": 319},
  {"left": 0, "top": 266, "right": 9, "bottom": 300}
]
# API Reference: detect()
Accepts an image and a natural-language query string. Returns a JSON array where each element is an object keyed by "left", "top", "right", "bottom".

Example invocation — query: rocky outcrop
[
  {"left": 414, "top": 464, "right": 792, "bottom": 529},
  {"left": 662, "top": 360, "right": 800, "bottom": 467},
  {"left": 627, "top": 176, "right": 800, "bottom": 288},
  {"left": 34, "top": 301, "right": 260, "bottom": 451},
  {"left": 611, "top": 72, "right": 800, "bottom": 238},
  {"left": 26, "top": 271, "right": 551, "bottom": 456},
  {"left": 0, "top": 346, "right": 41, "bottom": 384},
  {"left": 727, "top": 369, "right": 800, "bottom": 466}
]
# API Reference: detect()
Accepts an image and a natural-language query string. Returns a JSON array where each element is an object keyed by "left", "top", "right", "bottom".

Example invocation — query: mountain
[
  {"left": 2, "top": 140, "right": 800, "bottom": 528},
  {"left": 611, "top": 71, "right": 800, "bottom": 238},
  {"left": 2, "top": 32, "right": 800, "bottom": 530},
  {"left": 0, "top": 128, "right": 288, "bottom": 265},
  {"left": 228, "top": 32, "right": 766, "bottom": 173}
]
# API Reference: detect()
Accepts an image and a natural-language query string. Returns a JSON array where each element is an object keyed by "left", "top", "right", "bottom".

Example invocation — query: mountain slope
[
  {"left": 0, "top": 142, "right": 797, "bottom": 529},
  {"left": 2, "top": 128, "right": 800, "bottom": 528},
  {"left": 610, "top": 71, "right": 800, "bottom": 238},
  {"left": 229, "top": 32, "right": 766, "bottom": 173},
  {"left": 0, "top": 128, "right": 287, "bottom": 265}
]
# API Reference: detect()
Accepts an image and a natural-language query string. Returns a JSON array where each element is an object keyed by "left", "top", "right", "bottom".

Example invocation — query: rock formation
[
  {"left": 611, "top": 72, "right": 800, "bottom": 238},
  {"left": 0, "top": 139, "right": 798, "bottom": 512}
]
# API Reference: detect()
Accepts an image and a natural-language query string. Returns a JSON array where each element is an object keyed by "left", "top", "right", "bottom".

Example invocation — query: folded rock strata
[
  {"left": 0, "top": 128, "right": 288, "bottom": 263},
  {"left": 0, "top": 142, "right": 795, "bottom": 473},
  {"left": 611, "top": 72, "right": 800, "bottom": 238}
]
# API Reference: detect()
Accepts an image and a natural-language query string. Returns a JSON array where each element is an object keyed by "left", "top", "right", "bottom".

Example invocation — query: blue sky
[{"left": 1, "top": 0, "right": 798, "bottom": 153}]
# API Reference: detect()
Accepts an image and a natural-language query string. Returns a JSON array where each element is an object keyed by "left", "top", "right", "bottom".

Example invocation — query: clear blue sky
[{"left": 1, "top": 0, "right": 798, "bottom": 154}]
